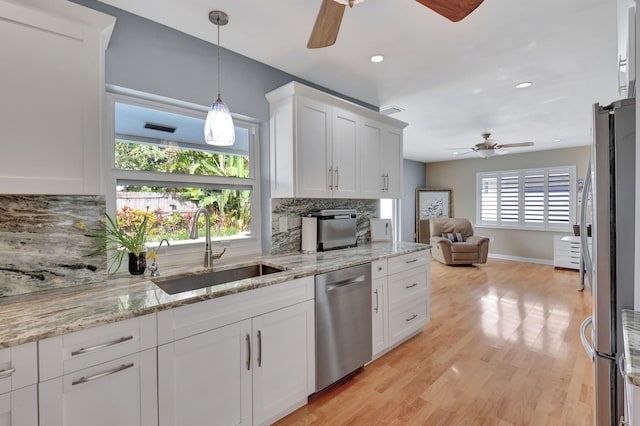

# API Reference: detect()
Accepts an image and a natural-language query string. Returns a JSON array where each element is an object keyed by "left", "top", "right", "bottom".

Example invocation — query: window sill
[{"left": 474, "top": 224, "right": 573, "bottom": 233}]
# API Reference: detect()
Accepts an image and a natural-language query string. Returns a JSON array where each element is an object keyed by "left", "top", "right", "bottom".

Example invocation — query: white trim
[
  {"left": 475, "top": 224, "right": 573, "bottom": 232},
  {"left": 487, "top": 253, "right": 553, "bottom": 265}
]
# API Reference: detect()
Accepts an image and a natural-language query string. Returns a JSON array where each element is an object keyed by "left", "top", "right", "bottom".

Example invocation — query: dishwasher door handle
[{"left": 326, "top": 275, "right": 366, "bottom": 292}]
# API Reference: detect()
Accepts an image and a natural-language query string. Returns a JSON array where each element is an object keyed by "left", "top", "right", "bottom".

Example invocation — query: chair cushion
[
  {"left": 430, "top": 218, "right": 474, "bottom": 239},
  {"left": 450, "top": 242, "right": 480, "bottom": 253}
]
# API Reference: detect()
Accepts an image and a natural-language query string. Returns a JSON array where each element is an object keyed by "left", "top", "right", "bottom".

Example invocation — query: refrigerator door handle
[
  {"left": 580, "top": 156, "right": 593, "bottom": 275},
  {"left": 580, "top": 315, "right": 595, "bottom": 361}
]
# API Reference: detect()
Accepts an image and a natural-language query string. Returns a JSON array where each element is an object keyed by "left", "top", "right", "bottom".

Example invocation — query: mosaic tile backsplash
[
  {"left": 270, "top": 198, "right": 380, "bottom": 254},
  {"left": 0, "top": 195, "right": 107, "bottom": 298}
]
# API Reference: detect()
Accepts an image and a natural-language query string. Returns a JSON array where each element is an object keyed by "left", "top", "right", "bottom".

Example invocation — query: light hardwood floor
[{"left": 276, "top": 259, "right": 594, "bottom": 425}]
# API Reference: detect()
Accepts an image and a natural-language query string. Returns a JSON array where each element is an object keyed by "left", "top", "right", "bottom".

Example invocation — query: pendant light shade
[{"left": 204, "top": 10, "right": 235, "bottom": 146}]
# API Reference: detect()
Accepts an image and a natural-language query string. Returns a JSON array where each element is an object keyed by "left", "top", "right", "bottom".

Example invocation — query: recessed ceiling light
[
  {"left": 515, "top": 81, "right": 533, "bottom": 89},
  {"left": 370, "top": 55, "right": 384, "bottom": 63},
  {"left": 453, "top": 151, "right": 459, "bottom": 155},
  {"left": 553, "top": 138, "right": 562, "bottom": 142}
]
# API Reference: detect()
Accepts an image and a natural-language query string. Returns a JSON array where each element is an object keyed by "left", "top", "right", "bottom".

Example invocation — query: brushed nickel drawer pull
[
  {"left": 405, "top": 314, "right": 418, "bottom": 322},
  {"left": 405, "top": 259, "right": 418, "bottom": 264},
  {"left": 257, "top": 330, "right": 262, "bottom": 368},
  {"left": 0, "top": 367, "right": 16, "bottom": 379},
  {"left": 71, "top": 363, "right": 134, "bottom": 386},
  {"left": 374, "top": 289, "right": 379, "bottom": 313},
  {"left": 71, "top": 335, "right": 134, "bottom": 356},
  {"left": 405, "top": 282, "right": 418, "bottom": 289},
  {"left": 246, "top": 334, "right": 251, "bottom": 371}
]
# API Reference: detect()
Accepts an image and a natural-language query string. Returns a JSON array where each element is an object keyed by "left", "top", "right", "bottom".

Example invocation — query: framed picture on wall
[{"left": 415, "top": 188, "right": 453, "bottom": 243}]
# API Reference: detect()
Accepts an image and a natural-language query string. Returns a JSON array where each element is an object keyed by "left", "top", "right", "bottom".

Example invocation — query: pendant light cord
[{"left": 217, "top": 14, "right": 221, "bottom": 100}]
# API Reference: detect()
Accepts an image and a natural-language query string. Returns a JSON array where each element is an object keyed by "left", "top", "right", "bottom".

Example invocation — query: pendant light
[{"left": 204, "top": 10, "right": 235, "bottom": 146}]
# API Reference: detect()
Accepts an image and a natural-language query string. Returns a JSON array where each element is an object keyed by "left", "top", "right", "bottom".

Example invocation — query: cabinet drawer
[
  {"left": 388, "top": 269, "right": 428, "bottom": 310},
  {"left": 0, "top": 384, "right": 38, "bottom": 426},
  {"left": 39, "top": 314, "right": 157, "bottom": 381},
  {"left": 158, "top": 276, "right": 314, "bottom": 345},
  {"left": 0, "top": 342, "right": 37, "bottom": 394},
  {"left": 371, "top": 259, "right": 387, "bottom": 280},
  {"left": 388, "top": 300, "right": 427, "bottom": 345},
  {"left": 387, "top": 251, "right": 428, "bottom": 276}
]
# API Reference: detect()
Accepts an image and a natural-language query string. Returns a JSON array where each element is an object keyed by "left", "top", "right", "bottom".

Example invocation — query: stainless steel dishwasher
[{"left": 315, "top": 263, "right": 372, "bottom": 392}]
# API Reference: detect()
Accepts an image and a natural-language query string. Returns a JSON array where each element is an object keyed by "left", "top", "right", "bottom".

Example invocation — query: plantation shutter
[
  {"left": 548, "top": 170, "right": 572, "bottom": 225},
  {"left": 524, "top": 172, "right": 545, "bottom": 224},
  {"left": 479, "top": 176, "right": 498, "bottom": 222},
  {"left": 499, "top": 174, "right": 519, "bottom": 223}
]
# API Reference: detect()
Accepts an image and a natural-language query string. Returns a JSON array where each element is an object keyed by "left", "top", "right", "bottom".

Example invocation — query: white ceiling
[{"left": 98, "top": 0, "right": 624, "bottom": 163}]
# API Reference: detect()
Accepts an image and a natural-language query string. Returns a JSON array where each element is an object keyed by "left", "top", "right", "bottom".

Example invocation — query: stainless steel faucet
[
  {"left": 149, "top": 238, "right": 170, "bottom": 277},
  {"left": 190, "top": 207, "right": 226, "bottom": 267}
]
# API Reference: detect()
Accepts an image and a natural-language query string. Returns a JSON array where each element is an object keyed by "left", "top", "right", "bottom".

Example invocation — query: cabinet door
[
  {"left": 252, "top": 300, "right": 315, "bottom": 426},
  {"left": 296, "top": 97, "right": 332, "bottom": 198},
  {"left": 372, "top": 276, "right": 388, "bottom": 359},
  {"left": 39, "top": 349, "right": 157, "bottom": 426},
  {"left": 360, "top": 121, "right": 385, "bottom": 199},
  {"left": 382, "top": 127, "right": 403, "bottom": 199},
  {"left": 158, "top": 320, "right": 252, "bottom": 426},
  {"left": 332, "top": 107, "right": 359, "bottom": 198},
  {"left": 0, "top": 385, "right": 38, "bottom": 426}
]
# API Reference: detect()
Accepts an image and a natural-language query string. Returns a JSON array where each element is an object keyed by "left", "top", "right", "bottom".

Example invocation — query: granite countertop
[
  {"left": 0, "top": 241, "right": 429, "bottom": 349},
  {"left": 621, "top": 309, "right": 640, "bottom": 386}
]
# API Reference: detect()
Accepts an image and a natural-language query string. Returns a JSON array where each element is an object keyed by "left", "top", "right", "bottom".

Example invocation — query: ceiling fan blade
[
  {"left": 496, "top": 141, "right": 534, "bottom": 148},
  {"left": 415, "top": 0, "right": 484, "bottom": 22},
  {"left": 308, "top": 0, "right": 346, "bottom": 49}
]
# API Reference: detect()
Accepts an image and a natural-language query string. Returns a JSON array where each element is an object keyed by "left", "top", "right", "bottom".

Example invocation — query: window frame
[
  {"left": 104, "top": 91, "right": 262, "bottom": 268},
  {"left": 475, "top": 166, "right": 576, "bottom": 232}
]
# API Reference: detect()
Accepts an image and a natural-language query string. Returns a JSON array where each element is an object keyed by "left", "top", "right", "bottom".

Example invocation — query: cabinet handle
[
  {"left": 405, "top": 314, "right": 418, "bottom": 322},
  {"left": 374, "top": 289, "right": 379, "bottom": 313},
  {"left": 71, "top": 363, "right": 134, "bottom": 386},
  {"left": 385, "top": 173, "right": 389, "bottom": 191},
  {"left": 246, "top": 334, "right": 251, "bottom": 371},
  {"left": 329, "top": 167, "right": 334, "bottom": 190},
  {"left": 257, "top": 330, "right": 262, "bottom": 368},
  {"left": 335, "top": 167, "right": 339, "bottom": 190},
  {"left": 0, "top": 367, "right": 16, "bottom": 379},
  {"left": 405, "top": 282, "right": 418, "bottom": 289},
  {"left": 71, "top": 335, "right": 134, "bottom": 356},
  {"left": 377, "top": 266, "right": 383, "bottom": 271},
  {"left": 405, "top": 259, "right": 418, "bottom": 264},
  {"left": 381, "top": 173, "right": 386, "bottom": 191}
]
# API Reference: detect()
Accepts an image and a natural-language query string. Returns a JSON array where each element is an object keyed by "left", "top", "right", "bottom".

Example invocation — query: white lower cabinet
[
  {"left": 0, "top": 385, "right": 37, "bottom": 426},
  {"left": 371, "top": 251, "right": 430, "bottom": 359},
  {"left": 39, "top": 349, "right": 158, "bottom": 426},
  {"left": 157, "top": 278, "right": 315, "bottom": 426}
]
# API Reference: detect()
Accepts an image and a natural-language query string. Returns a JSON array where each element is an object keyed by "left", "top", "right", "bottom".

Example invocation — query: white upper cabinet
[
  {"left": 0, "top": 0, "right": 115, "bottom": 194},
  {"left": 266, "top": 82, "right": 407, "bottom": 199}
]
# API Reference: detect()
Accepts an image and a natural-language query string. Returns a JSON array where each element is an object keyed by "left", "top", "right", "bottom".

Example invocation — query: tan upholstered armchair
[{"left": 429, "top": 218, "right": 489, "bottom": 265}]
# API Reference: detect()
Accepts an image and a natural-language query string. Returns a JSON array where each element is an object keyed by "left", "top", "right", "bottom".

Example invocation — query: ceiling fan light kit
[
  {"left": 204, "top": 10, "right": 235, "bottom": 146},
  {"left": 308, "top": 0, "right": 485, "bottom": 49}
]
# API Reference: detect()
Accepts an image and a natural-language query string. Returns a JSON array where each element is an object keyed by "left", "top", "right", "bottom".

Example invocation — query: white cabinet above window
[{"left": 266, "top": 82, "right": 407, "bottom": 199}]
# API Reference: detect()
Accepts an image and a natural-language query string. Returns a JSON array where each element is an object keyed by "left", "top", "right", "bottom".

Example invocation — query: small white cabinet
[
  {"left": 553, "top": 235, "right": 581, "bottom": 270},
  {"left": 38, "top": 314, "right": 158, "bottom": 426},
  {"left": 157, "top": 277, "right": 315, "bottom": 426},
  {"left": 0, "top": 342, "right": 38, "bottom": 426},
  {"left": 371, "top": 260, "right": 388, "bottom": 358},
  {"left": 266, "top": 81, "right": 407, "bottom": 200}
]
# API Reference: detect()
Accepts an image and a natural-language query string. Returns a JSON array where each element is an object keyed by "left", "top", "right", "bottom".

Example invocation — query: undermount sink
[{"left": 152, "top": 263, "right": 285, "bottom": 295}]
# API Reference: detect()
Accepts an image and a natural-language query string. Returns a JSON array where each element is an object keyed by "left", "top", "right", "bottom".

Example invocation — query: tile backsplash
[
  {"left": 0, "top": 195, "right": 107, "bottom": 298},
  {"left": 271, "top": 198, "right": 380, "bottom": 254}
]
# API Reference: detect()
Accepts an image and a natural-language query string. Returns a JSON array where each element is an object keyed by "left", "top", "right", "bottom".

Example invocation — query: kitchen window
[
  {"left": 105, "top": 93, "right": 261, "bottom": 261},
  {"left": 476, "top": 166, "right": 576, "bottom": 231}
]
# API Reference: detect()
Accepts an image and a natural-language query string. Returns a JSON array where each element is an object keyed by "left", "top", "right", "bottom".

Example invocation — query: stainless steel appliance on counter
[
  {"left": 310, "top": 209, "right": 357, "bottom": 251},
  {"left": 580, "top": 98, "right": 636, "bottom": 426},
  {"left": 315, "top": 263, "right": 372, "bottom": 392}
]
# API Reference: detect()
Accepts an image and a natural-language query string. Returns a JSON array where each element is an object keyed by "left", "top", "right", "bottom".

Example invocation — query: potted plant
[{"left": 87, "top": 210, "right": 150, "bottom": 276}]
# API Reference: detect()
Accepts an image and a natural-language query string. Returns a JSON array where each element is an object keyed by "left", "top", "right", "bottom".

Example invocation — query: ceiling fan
[
  {"left": 452, "top": 133, "right": 535, "bottom": 159},
  {"left": 308, "top": 0, "right": 484, "bottom": 49}
]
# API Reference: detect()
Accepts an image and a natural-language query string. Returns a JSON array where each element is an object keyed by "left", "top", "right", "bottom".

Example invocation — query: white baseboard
[{"left": 487, "top": 253, "right": 553, "bottom": 266}]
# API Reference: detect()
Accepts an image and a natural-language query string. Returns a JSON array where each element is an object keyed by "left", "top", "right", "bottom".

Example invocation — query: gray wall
[
  {"left": 426, "top": 146, "right": 590, "bottom": 261},
  {"left": 401, "top": 159, "right": 426, "bottom": 242}
]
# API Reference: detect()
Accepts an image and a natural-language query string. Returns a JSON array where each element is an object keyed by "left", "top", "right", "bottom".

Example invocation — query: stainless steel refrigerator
[{"left": 580, "top": 98, "right": 636, "bottom": 426}]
